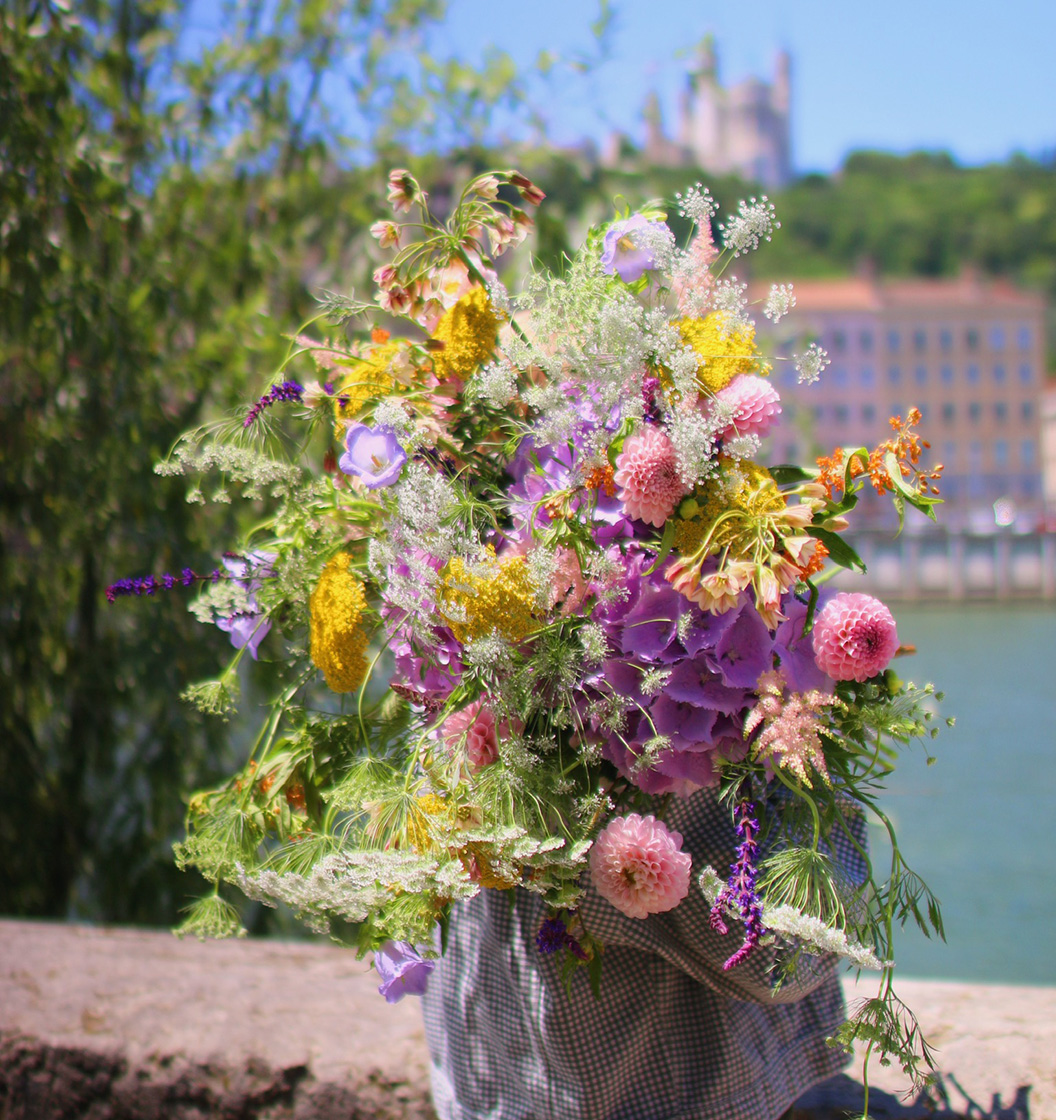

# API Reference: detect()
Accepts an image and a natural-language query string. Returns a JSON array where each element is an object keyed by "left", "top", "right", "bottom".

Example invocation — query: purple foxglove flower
[
  {"left": 339, "top": 424, "right": 408, "bottom": 489},
  {"left": 374, "top": 941, "right": 435, "bottom": 1003},
  {"left": 600, "top": 214, "right": 667, "bottom": 283}
]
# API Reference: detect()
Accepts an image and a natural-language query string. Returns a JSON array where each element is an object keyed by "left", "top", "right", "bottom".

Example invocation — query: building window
[
  {"left": 942, "top": 402, "right": 955, "bottom": 423},
  {"left": 939, "top": 328, "right": 953, "bottom": 352},
  {"left": 966, "top": 328, "right": 980, "bottom": 351},
  {"left": 1022, "top": 401, "right": 1034, "bottom": 422},
  {"left": 862, "top": 403, "right": 876, "bottom": 423},
  {"left": 994, "top": 401, "right": 1008, "bottom": 422},
  {"left": 942, "top": 440, "right": 957, "bottom": 469},
  {"left": 941, "top": 364, "right": 953, "bottom": 384},
  {"left": 833, "top": 365, "right": 849, "bottom": 386},
  {"left": 1022, "top": 439, "right": 1037, "bottom": 468},
  {"left": 832, "top": 330, "right": 847, "bottom": 352},
  {"left": 968, "top": 402, "right": 982, "bottom": 421},
  {"left": 887, "top": 365, "right": 901, "bottom": 384},
  {"left": 860, "top": 365, "right": 875, "bottom": 387},
  {"left": 859, "top": 330, "right": 874, "bottom": 353},
  {"left": 813, "top": 404, "right": 824, "bottom": 421},
  {"left": 989, "top": 326, "right": 1006, "bottom": 351},
  {"left": 993, "top": 364, "right": 1006, "bottom": 382},
  {"left": 913, "top": 329, "right": 927, "bottom": 352},
  {"left": 994, "top": 439, "right": 1009, "bottom": 468},
  {"left": 1017, "top": 326, "right": 1032, "bottom": 350},
  {"left": 1019, "top": 363, "right": 1033, "bottom": 384},
  {"left": 914, "top": 365, "right": 927, "bottom": 385},
  {"left": 886, "top": 329, "right": 900, "bottom": 353},
  {"left": 785, "top": 443, "right": 799, "bottom": 462},
  {"left": 834, "top": 404, "right": 849, "bottom": 424},
  {"left": 967, "top": 363, "right": 980, "bottom": 383}
]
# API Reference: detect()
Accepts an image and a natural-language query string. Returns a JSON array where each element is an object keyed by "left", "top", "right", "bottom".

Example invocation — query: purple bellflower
[
  {"left": 216, "top": 551, "right": 275, "bottom": 660},
  {"left": 374, "top": 940, "right": 435, "bottom": 1003},
  {"left": 600, "top": 214, "right": 667, "bottom": 283},
  {"left": 339, "top": 424, "right": 408, "bottom": 489}
]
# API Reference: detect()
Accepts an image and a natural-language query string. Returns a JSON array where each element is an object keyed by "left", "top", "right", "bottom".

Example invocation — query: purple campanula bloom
[
  {"left": 600, "top": 215, "right": 668, "bottom": 283},
  {"left": 374, "top": 941, "right": 435, "bottom": 1003},
  {"left": 216, "top": 551, "right": 275, "bottom": 659},
  {"left": 339, "top": 424, "right": 408, "bottom": 489}
]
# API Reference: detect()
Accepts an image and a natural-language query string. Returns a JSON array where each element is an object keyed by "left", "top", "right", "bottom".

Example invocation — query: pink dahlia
[
  {"left": 711, "top": 374, "right": 781, "bottom": 442},
  {"left": 589, "top": 813, "right": 692, "bottom": 919},
  {"left": 442, "top": 700, "right": 500, "bottom": 769},
  {"left": 812, "top": 592, "right": 899, "bottom": 683},
  {"left": 613, "top": 425, "right": 687, "bottom": 527}
]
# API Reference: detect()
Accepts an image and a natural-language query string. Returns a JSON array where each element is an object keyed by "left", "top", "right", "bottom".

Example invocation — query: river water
[{"left": 870, "top": 601, "right": 1056, "bottom": 986}]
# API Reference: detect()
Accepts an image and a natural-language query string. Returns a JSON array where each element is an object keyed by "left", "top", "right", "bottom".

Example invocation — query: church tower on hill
[{"left": 629, "top": 38, "right": 792, "bottom": 189}]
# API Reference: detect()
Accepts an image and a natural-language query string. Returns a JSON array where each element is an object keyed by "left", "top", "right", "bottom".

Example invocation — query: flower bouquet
[{"left": 110, "top": 168, "right": 950, "bottom": 1102}]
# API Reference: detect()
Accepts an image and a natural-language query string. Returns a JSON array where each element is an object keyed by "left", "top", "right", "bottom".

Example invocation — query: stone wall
[{"left": 1, "top": 919, "right": 1050, "bottom": 1119}]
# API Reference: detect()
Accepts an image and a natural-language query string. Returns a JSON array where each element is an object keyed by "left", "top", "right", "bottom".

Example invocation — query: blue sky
[{"left": 433, "top": 0, "right": 1056, "bottom": 173}]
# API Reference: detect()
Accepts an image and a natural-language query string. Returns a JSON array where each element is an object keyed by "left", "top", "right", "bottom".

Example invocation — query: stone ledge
[{"left": 2, "top": 918, "right": 1052, "bottom": 1119}]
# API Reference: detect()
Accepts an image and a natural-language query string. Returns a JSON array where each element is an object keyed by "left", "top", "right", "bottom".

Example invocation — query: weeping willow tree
[{"left": 0, "top": 0, "right": 599, "bottom": 923}]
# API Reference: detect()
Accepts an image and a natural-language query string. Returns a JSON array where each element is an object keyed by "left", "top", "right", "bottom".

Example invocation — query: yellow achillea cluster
[
  {"left": 430, "top": 287, "right": 500, "bottom": 380},
  {"left": 405, "top": 793, "right": 451, "bottom": 854},
  {"left": 439, "top": 547, "right": 538, "bottom": 644},
  {"left": 677, "top": 312, "right": 761, "bottom": 394},
  {"left": 333, "top": 338, "right": 407, "bottom": 432},
  {"left": 309, "top": 552, "right": 369, "bottom": 693}
]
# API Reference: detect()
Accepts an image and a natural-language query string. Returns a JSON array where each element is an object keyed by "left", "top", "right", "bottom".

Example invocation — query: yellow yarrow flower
[
  {"left": 439, "top": 547, "right": 538, "bottom": 644},
  {"left": 309, "top": 553, "right": 369, "bottom": 693},
  {"left": 430, "top": 287, "right": 500, "bottom": 380},
  {"left": 677, "top": 312, "right": 761, "bottom": 394},
  {"left": 405, "top": 793, "right": 451, "bottom": 854},
  {"left": 332, "top": 340, "right": 407, "bottom": 433}
]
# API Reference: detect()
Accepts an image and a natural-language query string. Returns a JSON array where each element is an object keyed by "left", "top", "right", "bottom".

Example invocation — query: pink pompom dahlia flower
[
  {"left": 711, "top": 373, "right": 782, "bottom": 442},
  {"left": 442, "top": 700, "right": 501, "bottom": 770},
  {"left": 613, "top": 425, "right": 687, "bottom": 527},
  {"left": 812, "top": 592, "right": 899, "bottom": 683},
  {"left": 589, "top": 813, "right": 692, "bottom": 919}
]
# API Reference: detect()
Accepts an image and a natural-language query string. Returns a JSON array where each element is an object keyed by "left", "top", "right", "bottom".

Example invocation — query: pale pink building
[{"left": 757, "top": 271, "right": 1048, "bottom": 530}]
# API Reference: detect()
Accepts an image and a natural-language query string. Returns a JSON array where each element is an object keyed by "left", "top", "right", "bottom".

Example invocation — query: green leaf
[{"left": 808, "top": 527, "right": 867, "bottom": 573}]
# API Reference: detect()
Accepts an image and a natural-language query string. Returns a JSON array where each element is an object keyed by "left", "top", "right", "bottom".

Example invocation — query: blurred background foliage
[{"left": 1, "top": 0, "right": 1054, "bottom": 926}]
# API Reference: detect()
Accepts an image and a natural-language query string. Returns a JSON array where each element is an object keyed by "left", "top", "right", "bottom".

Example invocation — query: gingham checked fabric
[{"left": 421, "top": 789, "right": 858, "bottom": 1120}]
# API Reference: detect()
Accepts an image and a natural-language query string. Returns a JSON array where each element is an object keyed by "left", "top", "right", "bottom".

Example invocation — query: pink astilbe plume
[
  {"left": 711, "top": 374, "right": 782, "bottom": 442},
  {"left": 812, "top": 592, "right": 899, "bottom": 683},
  {"left": 675, "top": 225, "right": 719, "bottom": 316},
  {"left": 590, "top": 813, "right": 692, "bottom": 919},
  {"left": 613, "top": 425, "right": 687, "bottom": 527},
  {"left": 746, "top": 669, "right": 833, "bottom": 788}
]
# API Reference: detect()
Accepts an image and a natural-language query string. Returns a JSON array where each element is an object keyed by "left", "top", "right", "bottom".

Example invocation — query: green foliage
[{"left": 1, "top": 0, "right": 534, "bottom": 923}]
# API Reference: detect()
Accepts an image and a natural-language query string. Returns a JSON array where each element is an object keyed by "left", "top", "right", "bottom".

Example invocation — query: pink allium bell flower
[
  {"left": 509, "top": 171, "right": 546, "bottom": 206},
  {"left": 812, "top": 592, "right": 899, "bottom": 682},
  {"left": 590, "top": 813, "right": 692, "bottom": 919},
  {"left": 369, "top": 220, "right": 401, "bottom": 249},
  {"left": 711, "top": 374, "right": 782, "bottom": 442},
  {"left": 613, "top": 425, "right": 687, "bottom": 527},
  {"left": 387, "top": 169, "right": 420, "bottom": 213}
]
